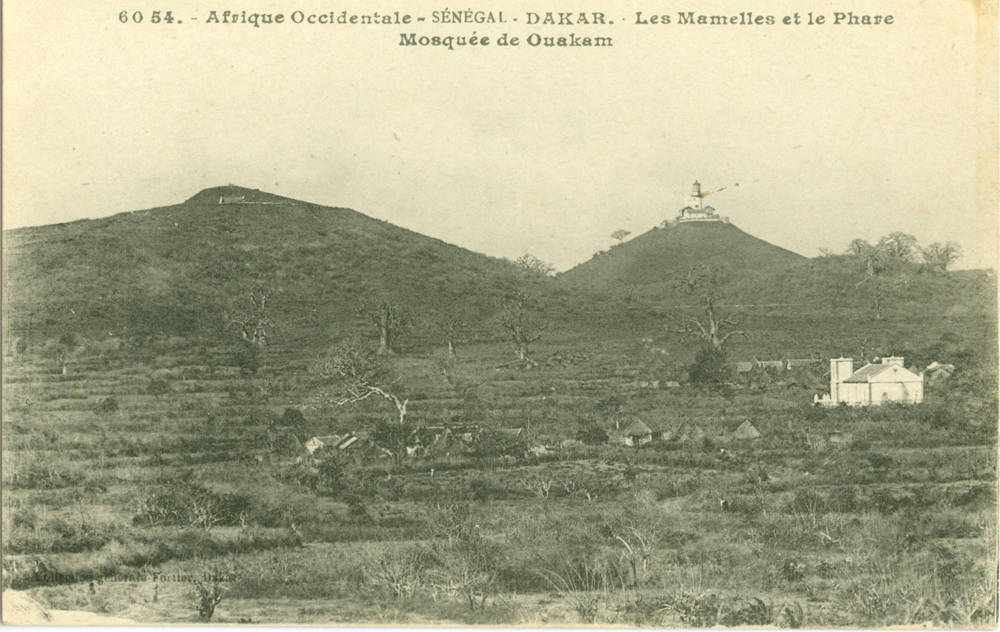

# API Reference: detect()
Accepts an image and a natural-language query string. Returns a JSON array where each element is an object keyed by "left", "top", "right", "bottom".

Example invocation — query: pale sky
[{"left": 3, "top": 0, "right": 996, "bottom": 270}]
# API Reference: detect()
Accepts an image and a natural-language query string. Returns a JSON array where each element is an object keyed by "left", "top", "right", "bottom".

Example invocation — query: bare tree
[
  {"left": 513, "top": 254, "right": 555, "bottom": 277},
  {"left": 362, "top": 297, "right": 406, "bottom": 355},
  {"left": 846, "top": 238, "right": 872, "bottom": 257},
  {"left": 818, "top": 247, "right": 834, "bottom": 258},
  {"left": 673, "top": 265, "right": 724, "bottom": 295},
  {"left": 435, "top": 315, "right": 467, "bottom": 358},
  {"left": 611, "top": 229, "right": 631, "bottom": 244},
  {"left": 921, "top": 241, "right": 962, "bottom": 272},
  {"left": 224, "top": 285, "right": 272, "bottom": 346},
  {"left": 860, "top": 276, "right": 907, "bottom": 321},
  {"left": 855, "top": 242, "right": 886, "bottom": 278},
  {"left": 672, "top": 296, "right": 746, "bottom": 351},
  {"left": 496, "top": 292, "right": 544, "bottom": 365},
  {"left": 312, "top": 344, "right": 408, "bottom": 425},
  {"left": 878, "top": 232, "right": 918, "bottom": 261}
]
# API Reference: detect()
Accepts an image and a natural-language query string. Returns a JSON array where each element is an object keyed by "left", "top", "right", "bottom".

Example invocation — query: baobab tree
[
  {"left": 362, "top": 297, "right": 406, "bottom": 355},
  {"left": 673, "top": 296, "right": 746, "bottom": 352},
  {"left": 921, "top": 241, "right": 962, "bottom": 272},
  {"left": 224, "top": 285, "right": 272, "bottom": 347}
]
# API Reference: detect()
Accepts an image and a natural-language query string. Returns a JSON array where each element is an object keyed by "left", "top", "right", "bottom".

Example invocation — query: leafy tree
[
  {"left": 373, "top": 418, "right": 412, "bottom": 461},
  {"left": 673, "top": 264, "right": 726, "bottom": 295},
  {"left": 472, "top": 428, "right": 527, "bottom": 459},
  {"left": 576, "top": 420, "right": 609, "bottom": 445},
  {"left": 688, "top": 345, "right": 729, "bottom": 385},
  {"left": 434, "top": 315, "right": 467, "bottom": 358},
  {"left": 316, "top": 451, "right": 348, "bottom": 496},
  {"left": 846, "top": 238, "right": 872, "bottom": 257},
  {"left": 878, "top": 232, "right": 918, "bottom": 261},
  {"left": 280, "top": 407, "right": 305, "bottom": 427},
  {"left": 611, "top": 229, "right": 631, "bottom": 244},
  {"left": 233, "top": 342, "right": 261, "bottom": 375},
  {"left": 860, "top": 275, "right": 907, "bottom": 321}
]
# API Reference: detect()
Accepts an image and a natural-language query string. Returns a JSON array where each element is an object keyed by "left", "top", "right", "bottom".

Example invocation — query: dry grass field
[{"left": 3, "top": 334, "right": 996, "bottom": 627}]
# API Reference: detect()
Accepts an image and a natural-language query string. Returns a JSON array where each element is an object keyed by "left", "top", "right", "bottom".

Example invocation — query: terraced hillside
[
  {"left": 3, "top": 324, "right": 998, "bottom": 626},
  {"left": 2, "top": 187, "right": 997, "bottom": 626}
]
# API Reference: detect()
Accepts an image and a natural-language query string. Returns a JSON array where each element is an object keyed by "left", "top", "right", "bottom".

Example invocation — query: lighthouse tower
[
  {"left": 688, "top": 181, "right": 704, "bottom": 210},
  {"left": 672, "top": 181, "right": 728, "bottom": 224}
]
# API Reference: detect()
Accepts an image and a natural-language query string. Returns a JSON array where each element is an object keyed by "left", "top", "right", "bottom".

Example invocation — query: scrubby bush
[
  {"left": 132, "top": 482, "right": 274, "bottom": 529},
  {"left": 193, "top": 578, "right": 225, "bottom": 622},
  {"left": 688, "top": 346, "right": 728, "bottom": 385},
  {"left": 234, "top": 343, "right": 261, "bottom": 375},
  {"left": 95, "top": 397, "right": 119, "bottom": 416}
]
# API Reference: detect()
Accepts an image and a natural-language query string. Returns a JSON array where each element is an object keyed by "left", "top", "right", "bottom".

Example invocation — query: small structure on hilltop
[
  {"left": 219, "top": 195, "right": 246, "bottom": 204},
  {"left": 668, "top": 181, "right": 731, "bottom": 225},
  {"left": 814, "top": 357, "right": 924, "bottom": 407}
]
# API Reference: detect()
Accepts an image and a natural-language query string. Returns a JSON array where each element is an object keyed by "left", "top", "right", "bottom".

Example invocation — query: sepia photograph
[{"left": 2, "top": 0, "right": 998, "bottom": 627}]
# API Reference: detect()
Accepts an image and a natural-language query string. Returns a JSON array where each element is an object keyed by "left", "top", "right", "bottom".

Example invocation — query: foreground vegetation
[{"left": 3, "top": 330, "right": 996, "bottom": 626}]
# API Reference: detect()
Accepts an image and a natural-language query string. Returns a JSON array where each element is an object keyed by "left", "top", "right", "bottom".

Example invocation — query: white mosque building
[{"left": 814, "top": 357, "right": 924, "bottom": 407}]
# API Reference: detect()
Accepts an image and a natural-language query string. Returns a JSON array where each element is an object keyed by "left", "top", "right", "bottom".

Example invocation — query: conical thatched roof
[
  {"left": 733, "top": 420, "right": 761, "bottom": 440},
  {"left": 623, "top": 420, "right": 653, "bottom": 436}
]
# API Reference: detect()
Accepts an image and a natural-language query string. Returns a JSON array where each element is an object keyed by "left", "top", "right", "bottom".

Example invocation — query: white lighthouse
[
  {"left": 672, "top": 181, "right": 729, "bottom": 224},
  {"left": 688, "top": 181, "right": 704, "bottom": 210}
]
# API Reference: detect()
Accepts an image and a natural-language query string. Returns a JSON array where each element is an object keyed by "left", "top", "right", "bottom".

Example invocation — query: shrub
[
  {"left": 688, "top": 346, "right": 728, "bottom": 385},
  {"left": 362, "top": 544, "right": 430, "bottom": 598},
  {"left": 720, "top": 597, "right": 776, "bottom": 626},
  {"left": 234, "top": 343, "right": 261, "bottom": 375},
  {"left": 95, "top": 397, "right": 119, "bottom": 416},
  {"left": 576, "top": 420, "right": 609, "bottom": 445},
  {"left": 193, "top": 579, "right": 225, "bottom": 622},
  {"left": 132, "top": 483, "right": 263, "bottom": 529}
]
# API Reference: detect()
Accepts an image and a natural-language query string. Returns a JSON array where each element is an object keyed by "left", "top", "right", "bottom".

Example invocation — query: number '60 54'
[{"left": 119, "top": 11, "right": 176, "bottom": 23}]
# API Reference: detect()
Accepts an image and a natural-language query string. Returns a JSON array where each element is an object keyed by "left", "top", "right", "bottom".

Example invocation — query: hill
[
  {"left": 2, "top": 187, "right": 995, "bottom": 370},
  {"left": 560, "top": 221, "right": 806, "bottom": 292},
  {"left": 2, "top": 185, "right": 577, "bottom": 353}
]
